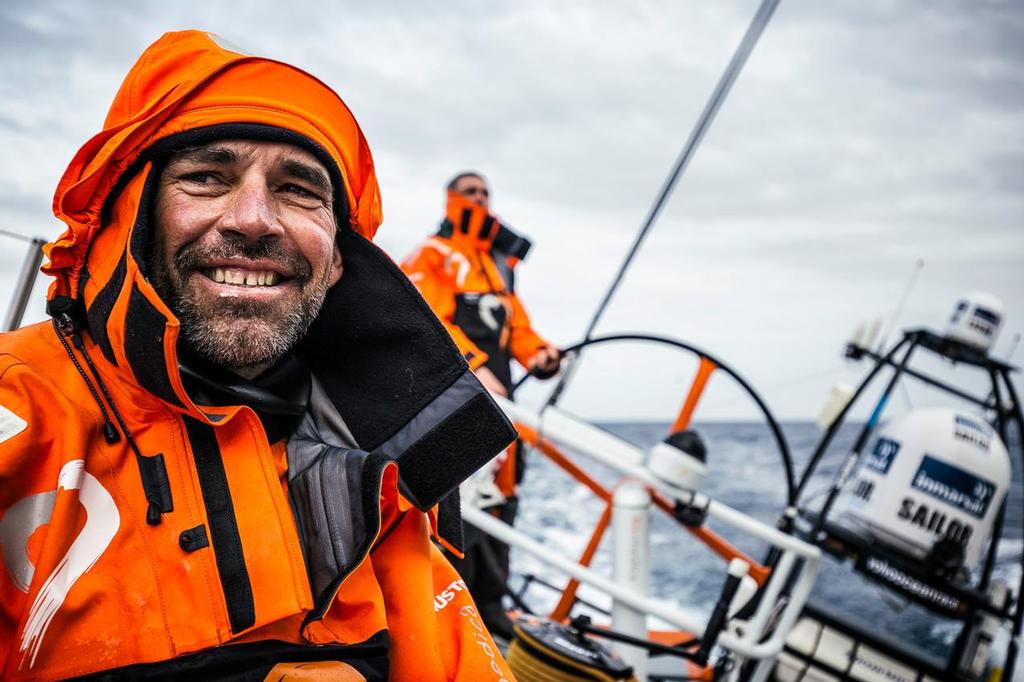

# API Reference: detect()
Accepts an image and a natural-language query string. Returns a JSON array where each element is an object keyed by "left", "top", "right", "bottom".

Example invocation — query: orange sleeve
[
  {"left": 506, "top": 292, "right": 552, "bottom": 369},
  {"left": 401, "top": 242, "right": 489, "bottom": 370}
]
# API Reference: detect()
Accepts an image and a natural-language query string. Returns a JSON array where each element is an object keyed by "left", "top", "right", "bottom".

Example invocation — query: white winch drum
[
  {"left": 647, "top": 430, "right": 708, "bottom": 491},
  {"left": 844, "top": 408, "right": 1010, "bottom": 571},
  {"left": 944, "top": 291, "right": 1004, "bottom": 353},
  {"left": 647, "top": 442, "right": 706, "bottom": 491}
]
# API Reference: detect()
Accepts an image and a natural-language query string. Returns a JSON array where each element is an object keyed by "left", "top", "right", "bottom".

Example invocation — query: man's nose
[{"left": 219, "top": 178, "right": 283, "bottom": 241}]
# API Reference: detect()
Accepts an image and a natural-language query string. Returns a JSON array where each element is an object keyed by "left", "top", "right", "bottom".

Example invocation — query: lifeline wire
[{"left": 547, "top": 0, "right": 783, "bottom": 408}]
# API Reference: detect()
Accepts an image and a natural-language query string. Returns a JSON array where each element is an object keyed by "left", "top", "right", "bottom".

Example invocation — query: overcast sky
[{"left": 1, "top": 1, "right": 1022, "bottom": 423}]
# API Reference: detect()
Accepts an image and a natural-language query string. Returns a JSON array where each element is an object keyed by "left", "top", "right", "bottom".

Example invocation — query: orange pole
[
  {"left": 549, "top": 503, "right": 614, "bottom": 621},
  {"left": 671, "top": 356, "right": 717, "bottom": 434},
  {"left": 494, "top": 443, "right": 518, "bottom": 497},
  {"left": 517, "top": 423, "right": 612, "bottom": 502},
  {"left": 649, "top": 492, "right": 770, "bottom": 586}
]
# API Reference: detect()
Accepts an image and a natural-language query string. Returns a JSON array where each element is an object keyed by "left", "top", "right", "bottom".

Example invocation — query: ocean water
[{"left": 509, "top": 419, "right": 1023, "bottom": 672}]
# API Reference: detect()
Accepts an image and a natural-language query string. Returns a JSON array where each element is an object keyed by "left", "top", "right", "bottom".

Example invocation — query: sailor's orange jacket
[
  {"left": 402, "top": 192, "right": 551, "bottom": 389},
  {"left": 0, "top": 31, "right": 516, "bottom": 681}
]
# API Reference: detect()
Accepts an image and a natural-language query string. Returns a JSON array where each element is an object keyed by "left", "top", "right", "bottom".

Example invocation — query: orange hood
[
  {"left": 440, "top": 190, "right": 501, "bottom": 251},
  {"left": 44, "top": 29, "right": 382, "bottom": 303}
]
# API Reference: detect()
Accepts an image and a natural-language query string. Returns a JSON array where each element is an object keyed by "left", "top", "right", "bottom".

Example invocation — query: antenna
[{"left": 875, "top": 258, "right": 924, "bottom": 354}]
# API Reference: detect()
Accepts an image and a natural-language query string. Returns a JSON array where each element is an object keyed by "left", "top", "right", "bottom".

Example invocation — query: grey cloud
[{"left": 1, "top": 0, "right": 1021, "bottom": 419}]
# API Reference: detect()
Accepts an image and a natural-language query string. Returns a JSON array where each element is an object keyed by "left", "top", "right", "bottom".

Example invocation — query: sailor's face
[
  {"left": 152, "top": 139, "right": 341, "bottom": 376},
  {"left": 454, "top": 175, "right": 490, "bottom": 209}
]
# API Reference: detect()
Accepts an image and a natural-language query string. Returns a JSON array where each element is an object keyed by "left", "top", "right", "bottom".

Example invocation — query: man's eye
[
  {"left": 179, "top": 172, "right": 221, "bottom": 186},
  {"left": 282, "top": 184, "right": 323, "bottom": 202}
]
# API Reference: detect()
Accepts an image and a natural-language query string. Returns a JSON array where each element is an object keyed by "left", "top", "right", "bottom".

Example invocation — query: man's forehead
[
  {"left": 170, "top": 139, "right": 327, "bottom": 170},
  {"left": 166, "top": 139, "right": 335, "bottom": 199},
  {"left": 456, "top": 175, "right": 487, "bottom": 190}
]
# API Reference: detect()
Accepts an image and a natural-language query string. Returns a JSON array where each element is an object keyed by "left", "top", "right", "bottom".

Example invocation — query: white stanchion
[{"left": 612, "top": 481, "right": 651, "bottom": 680}]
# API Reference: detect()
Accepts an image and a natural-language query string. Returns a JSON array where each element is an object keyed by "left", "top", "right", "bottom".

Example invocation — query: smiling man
[
  {"left": 0, "top": 31, "right": 516, "bottom": 680},
  {"left": 151, "top": 141, "right": 342, "bottom": 377}
]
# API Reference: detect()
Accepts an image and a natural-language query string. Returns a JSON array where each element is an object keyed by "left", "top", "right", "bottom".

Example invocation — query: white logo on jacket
[
  {"left": 0, "top": 460, "right": 120, "bottom": 668},
  {"left": 0, "top": 404, "right": 27, "bottom": 444},
  {"left": 477, "top": 294, "right": 504, "bottom": 332},
  {"left": 459, "top": 605, "right": 510, "bottom": 681},
  {"left": 433, "top": 578, "right": 469, "bottom": 612},
  {"left": 423, "top": 238, "right": 471, "bottom": 287}
]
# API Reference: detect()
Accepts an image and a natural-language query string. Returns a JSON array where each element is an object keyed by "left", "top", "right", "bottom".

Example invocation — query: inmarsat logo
[
  {"left": 911, "top": 455, "right": 995, "bottom": 519},
  {"left": 864, "top": 437, "right": 900, "bottom": 475}
]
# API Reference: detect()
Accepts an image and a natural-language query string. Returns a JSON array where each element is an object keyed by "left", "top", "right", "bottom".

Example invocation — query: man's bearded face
[{"left": 150, "top": 139, "right": 342, "bottom": 377}]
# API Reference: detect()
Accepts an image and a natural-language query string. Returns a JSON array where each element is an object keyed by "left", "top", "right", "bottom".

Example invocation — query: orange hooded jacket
[
  {"left": 402, "top": 192, "right": 551, "bottom": 391},
  {"left": 0, "top": 31, "right": 516, "bottom": 681}
]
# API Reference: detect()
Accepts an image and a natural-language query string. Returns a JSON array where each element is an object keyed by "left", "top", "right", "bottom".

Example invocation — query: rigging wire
[{"left": 546, "top": 0, "right": 782, "bottom": 409}]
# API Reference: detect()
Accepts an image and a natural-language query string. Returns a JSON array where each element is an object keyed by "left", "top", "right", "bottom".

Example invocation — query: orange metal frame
[
  {"left": 672, "top": 356, "right": 717, "bottom": 434},
  {"left": 516, "top": 423, "right": 770, "bottom": 622},
  {"left": 514, "top": 354, "right": 771, "bottom": 625}
]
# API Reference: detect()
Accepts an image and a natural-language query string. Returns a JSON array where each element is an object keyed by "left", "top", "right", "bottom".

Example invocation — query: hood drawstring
[
  {"left": 50, "top": 303, "right": 173, "bottom": 525},
  {"left": 52, "top": 315, "right": 120, "bottom": 446}
]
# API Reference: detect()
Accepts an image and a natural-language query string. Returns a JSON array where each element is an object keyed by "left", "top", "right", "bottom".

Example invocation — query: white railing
[{"left": 462, "top": 396, "right": 821, "bottom": 680}]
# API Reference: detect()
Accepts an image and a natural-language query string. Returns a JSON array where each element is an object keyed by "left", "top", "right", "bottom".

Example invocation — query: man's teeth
[{"left": 210, "top": 267, "right": 279, "bottom": 287}]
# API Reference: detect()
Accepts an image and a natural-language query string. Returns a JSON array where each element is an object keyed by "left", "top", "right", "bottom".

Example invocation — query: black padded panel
[
  {"left": 395, "top": 392, "right": 514, "bottom": 510},
  {"left": 436, "top": 490, "right": 464, "bottom": 554}
]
